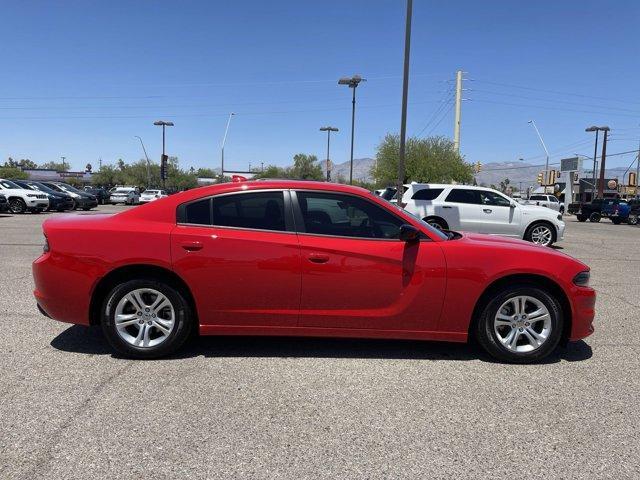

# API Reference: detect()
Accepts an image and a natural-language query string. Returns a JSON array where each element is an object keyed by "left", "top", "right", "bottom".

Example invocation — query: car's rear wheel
[
  {"left": 524, "top": 222, "right": 555, "bottom": 247},
  {"left": 8, "top": 198, "right": 27, "bottom": 214},
  {"left": 475, "top": 285, "right": 563, "bottom": 363},
  {"left": 101, "top": 279, "right": 193, "bottom": 359},
  {"left": 589, "top": 212, "right": 601, "bottom": 222},
  {"left": 576, "top": 214, "right": 587, "bottom": 222}
]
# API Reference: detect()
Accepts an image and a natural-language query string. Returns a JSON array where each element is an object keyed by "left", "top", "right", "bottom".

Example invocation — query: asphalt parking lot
[{"left": 1, "top": 205, "right": 638, "bottom": 479}]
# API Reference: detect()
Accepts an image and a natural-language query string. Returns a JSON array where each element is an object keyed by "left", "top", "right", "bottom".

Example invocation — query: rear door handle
[
  {"left": 442, "top": 205, "right": 452, "bottom": 209},
  {"left": 308, "top": 253, "right": 330, "bottom": 264},
  {"left": 181, "top": 240, "right": 203, "bottom": 252},
  {"left": 483, "top": 208, "right": 492, "bottom": 213}
]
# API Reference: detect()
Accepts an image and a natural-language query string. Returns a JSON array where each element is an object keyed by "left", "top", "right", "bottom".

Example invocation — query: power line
[
  {"left": 413, "top": 85, "right": 455, "bottom": 136},
  {"left": 471, "top": 98, "right": 640, "bottom": 118}
]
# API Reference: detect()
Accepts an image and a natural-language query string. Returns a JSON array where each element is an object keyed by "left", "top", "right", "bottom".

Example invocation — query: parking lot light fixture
[
  {"left": 154, "top": 121, "right": 174, "bottom": 188},
  {"left": 338, "top": 75, "right": 365, "bottom": 185},
  {"left": 319, "top": 126, "right": 339, "bottom": 182}
]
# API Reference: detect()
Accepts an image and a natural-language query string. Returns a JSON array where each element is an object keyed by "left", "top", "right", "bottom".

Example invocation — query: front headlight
[{"left": 573, "top": 270, "right": 590, "bottom": 286}]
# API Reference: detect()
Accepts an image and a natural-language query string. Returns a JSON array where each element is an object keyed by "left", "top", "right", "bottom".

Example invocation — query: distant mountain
[{"left": 320, "top": 157, "right": 376, "bottom": 183}]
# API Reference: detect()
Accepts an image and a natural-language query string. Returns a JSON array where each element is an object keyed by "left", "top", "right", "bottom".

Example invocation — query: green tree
[
  {"left": 371, "top": 134, "right": 473, "bottom": 187},
  {"left": 195, "top": 167, "right": 218, "bottom": 178},
  {"left": 253, "top": 165, "right": 289, "bottom": 179},
  {"left": 291, "top": 153, "right": 323, "bottom": 180},
  {"left": 0, "top": 167, "right": 28, "bottom": 180},
  {"left": 40, "top": 161, "right": 69, "bottom": 171}
]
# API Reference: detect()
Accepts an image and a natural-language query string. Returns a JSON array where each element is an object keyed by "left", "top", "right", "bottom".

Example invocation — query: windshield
[
  {"left": 57, "top": 183, "right": 83, "bottom": 194},
  {"left": 0, "top": 179, "right": 21, "bottom": 189}
]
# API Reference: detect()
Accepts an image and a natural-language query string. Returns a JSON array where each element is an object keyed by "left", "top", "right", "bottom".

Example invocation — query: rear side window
[
  {"left": 183, "top": 198, "right": 211, "bottom": 225},
  {"left": 411, "top": 188, "right": 443, "bottom": 201},
  {"left": 445, "top": 188, "right": 480, "bottom": 204},
  {"left": 212, "top": 191, "right": 286, "bottom": 231},
  {"left": 530, "top": 195, "right": 545, "bottom": 201}
]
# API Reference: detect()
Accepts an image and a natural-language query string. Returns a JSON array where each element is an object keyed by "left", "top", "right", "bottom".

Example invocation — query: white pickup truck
[{"left": 524, "top": 194, "right": 564, "bottom": 214}]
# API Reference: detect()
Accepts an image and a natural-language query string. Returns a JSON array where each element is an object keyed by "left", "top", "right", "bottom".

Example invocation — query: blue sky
[{"left": 1, "top": 0, "right": 639, "bottom": 173}]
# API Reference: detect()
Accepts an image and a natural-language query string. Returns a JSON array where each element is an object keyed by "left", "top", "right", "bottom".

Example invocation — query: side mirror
[
  {"left": 399, "top": 224, "right": 420, "bottom": 242},
  {"left": 510, "top": 202, "right": 517, "bottom": 208}
]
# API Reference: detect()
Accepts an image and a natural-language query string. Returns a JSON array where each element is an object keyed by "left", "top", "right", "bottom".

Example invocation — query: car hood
[{"left": 518, "top": 203, "right": 561, "bottom": 218}]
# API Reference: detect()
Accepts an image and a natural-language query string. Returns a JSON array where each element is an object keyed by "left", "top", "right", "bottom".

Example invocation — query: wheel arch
[
  {"left": 422, "top": 215, "right": 449, "bottom": 230},
  {"left": 468, "top": 273, "right": 572, "bottom": 344},
  {"left": 523, "top": 219, "right": 557, "bottom": 242},
  {"left": 89, "top": 264, "right": 198, "bottom": 327}
]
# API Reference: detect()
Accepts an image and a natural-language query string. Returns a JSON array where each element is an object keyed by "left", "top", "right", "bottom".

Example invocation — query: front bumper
[
  {"left": 569, "top": 286, "right": 596, "bottom": 341},
  {"left": 556, "top": 221, "right": 565, "bottom": 241},
  {"left": 26, "top": 198, "right": 49, "bottom": 209}
]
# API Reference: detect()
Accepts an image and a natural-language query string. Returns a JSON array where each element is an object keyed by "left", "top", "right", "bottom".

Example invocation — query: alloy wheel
[
  {"left": 8, "top": 199, "right": 26, "bottom": 214},
  {"left": 493, "top": 295, "right": 552, "bottom": 353},
  {"left": 114, "top": 288, "right": 175, "bottom": 348},
  {"left": 530, "top": 225, "right": 553, "bottom": 246}
]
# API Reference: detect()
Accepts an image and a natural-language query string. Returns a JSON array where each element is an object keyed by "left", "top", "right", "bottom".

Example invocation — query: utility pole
[
  {"left": 397, "top": 0, "right": 413, "bottom": 200},
  {"left": 453, "top": 70, "right": 463, "bottom": 153},
  {"left": 135, "top": 136, "right": 152, "bottom": 188},
  {"left": 597, "top": 127, "right": 610, "bottom": 198},
  {"left": 61, "top": 156, "right": 67, "bottom": 170},
  {"left": 221, "top": 113, "right": 235, "bottom": 179}
]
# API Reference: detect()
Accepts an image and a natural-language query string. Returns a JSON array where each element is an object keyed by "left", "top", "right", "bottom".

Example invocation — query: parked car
[
  {"left": 13, "top": 180, "right": 75, "bottom": 212},
  {"left": 83, "top": 186, "right": 110, "bottom": 204},
  {"left": 400, "top": 184, "right": 565, "bottom": 247},
  {"left": 628, "top": 199, "right": 640, "bottom": 226},
  {"left": 110, "top": 187, "right": 140, "bottom": 205},
  {"left": 0, "top": 194, "right": 8, "bottom": 212},
  {"left": 0, "top": 178, "right": 49, "bottom": 213},
  {"left": 41, "top": 182, "right": 98, "bottom": 210},
  {"left": 33, "top": 180, "right": 595, "bottom": 363},
  {"left": 139, "top": 189, "right": 168, "bottom": 203},
  {"left": 602, "top": 198, "right": 630, "bottom": 224},
  {"left": 524, "top": 194, "right": 564, "bottom": 213}
]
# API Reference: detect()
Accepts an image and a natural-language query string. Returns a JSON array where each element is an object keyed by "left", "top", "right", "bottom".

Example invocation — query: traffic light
[
  {"left": 629, "top": 172, "right": 637, "bottom": 187},
  {"left": 537, "top": 172, "right": 544, "bottom": 184},
  {"left": 548, "top": 170, "right": 557, "bottom": 185}
]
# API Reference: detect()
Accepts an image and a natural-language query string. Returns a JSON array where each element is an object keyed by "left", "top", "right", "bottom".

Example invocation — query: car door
[
  {"left": 171, "top": 190, "right": 302, "bottom": 327},
  {"left": 475, "top": 189, "right": 521, "bottom": 236},
  {"left": 293, "top": 190, "right": 446, "bottom": 332},
  {"left": 439, "top": 188, "right": 488, "bottom": 232}
]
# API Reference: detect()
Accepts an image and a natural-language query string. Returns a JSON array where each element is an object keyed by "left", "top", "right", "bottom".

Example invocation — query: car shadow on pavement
[{"left": 50, "top": 325, "right": 593, "bottom": 364}]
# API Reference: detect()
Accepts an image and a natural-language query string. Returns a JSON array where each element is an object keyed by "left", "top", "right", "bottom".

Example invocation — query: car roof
[{"left": 406, "top": 183, "right": 498, "bottom": 191}]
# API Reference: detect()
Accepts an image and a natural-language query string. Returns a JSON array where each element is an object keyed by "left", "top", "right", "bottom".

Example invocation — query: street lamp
[
  {"left": 585, "top": 125, "right": 610, "bottom": 199},
  {"left": 319, "top": 126, "right": 339, "bottom": 182},
  {"left": 134, "top": 136, "right": 152, "bottom": 188},
  {"left": 153, "top": 120, "right": 174, "bottom": 188},
  {"left": 221, "top": 113, "right": 235, "bottom": 179},
  {"left": 528, "top": 120, "right": 550, "bottom": 192},
  {"left": 338, "top": 75, "right": 365, "bottom": 184}
]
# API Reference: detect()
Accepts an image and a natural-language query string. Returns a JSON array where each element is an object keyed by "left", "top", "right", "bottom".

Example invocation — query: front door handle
[
  {"left": 442, "top": 205, "right": 452, "bottom": 209},
  {"left": 308, "top": 253, "right": 330, "bottom": 264},
  {"left": 181, "top": 240, "right": 203, "bottom": 252},
  {"left": 483, "top": 208, "right": 492, "bottom": 214}
]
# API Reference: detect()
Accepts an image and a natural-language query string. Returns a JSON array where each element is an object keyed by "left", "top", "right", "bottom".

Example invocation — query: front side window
[
  {"left": 530, "top": 195, "right": 545, "bottom": 201},
  {"left": 445, "top": 188, "right": 480, "bottom": 204},
  {"left": 0, "top": 179, "right": 20, "bottom": 189},
  {"left": 296, "top": 191, "right": 404, "bottom": 239},
  {"left": 479, "top": 190, "right": 511, "bottom": 207},
  {"left": 212, "top": 191, "right": 286, "bottom": 231}
]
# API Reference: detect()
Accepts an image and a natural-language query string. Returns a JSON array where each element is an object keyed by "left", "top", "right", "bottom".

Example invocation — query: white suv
[
  {"left": 401, "top": 184, "right": 565, "bottom": 247},
  {"left": 0, "top": 178, "right": 50, "bottom": 214}
]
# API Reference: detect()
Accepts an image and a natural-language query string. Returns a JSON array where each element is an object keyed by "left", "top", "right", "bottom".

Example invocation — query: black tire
[
  {"left": 576, "top": 214, "right": 587, "bottom": 222},
  {"left": 424, "top": 217, "right": 448, "bottom": 231},
  {"left": 524, "top": 221, "right": 556, "bottom": 247},
  {"left": 8, "top": 198, "right": 27, "bottom": 214},
  {"left": 629, "top": 215, "right": 638, "bottom": 226},
  {"left": 589, "top": 212, "right": 601, "bottom": 222},
  {"left": 101, "top": 278, "right": 193, "bottom": 359},
  {"left": 475, "top": 284, "right": 564, "bottom": 363},
  {"left": 611, "top": 218, "right": 622, "bottom": 225}
]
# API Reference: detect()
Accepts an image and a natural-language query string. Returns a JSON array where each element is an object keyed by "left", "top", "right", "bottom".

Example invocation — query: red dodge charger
[{"left": 33, "top": 181, "right": 595, "bottom": 362}]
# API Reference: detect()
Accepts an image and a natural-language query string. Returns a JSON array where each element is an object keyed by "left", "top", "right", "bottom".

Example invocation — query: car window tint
[
  {"left": 479, "top": 190, "right": 511, "bottom": 207},
  {"left": 297, "top": 192, "right": 404, "bottom": 239},
  {"left": 184, "top": 198, "right": 211, "bottom": 225},
  {"left": 530, "top": 195, "right": 544, "bottom": 200},
  {"left": 445, "top": 188, "right": 481, "bottom": 204},
  {"left": 212, "top": 191, "right": 286, "bottom": 231},
  {"left": 411, "top": 188, "right": 443, "bottom": 200}
]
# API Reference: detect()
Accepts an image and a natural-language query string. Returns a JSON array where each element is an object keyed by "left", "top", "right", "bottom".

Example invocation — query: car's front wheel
[
  {"left": 8, "top": 198, "right": 27, "bottom": 214},
  {"left": 524, "top": 222, "right": 555, "bottom": 247},
  {"left": 475, "top": 285, "right": 563, "bottom": 363},
  {"left": 629, "top": 214, "right": 638, "bottom": 226},
  {"left": 101, "top": 279, "right": 193, "bottom": 359}
]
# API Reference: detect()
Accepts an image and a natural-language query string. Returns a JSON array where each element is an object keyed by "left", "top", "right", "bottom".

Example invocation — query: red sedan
[{"left": 33, "top": 181, "right": 595, "bottom": 362}]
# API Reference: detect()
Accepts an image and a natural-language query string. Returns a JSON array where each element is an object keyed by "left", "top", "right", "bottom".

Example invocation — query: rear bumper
[{"left": 569, "top": 286, "right": 596, "bottom": 341}]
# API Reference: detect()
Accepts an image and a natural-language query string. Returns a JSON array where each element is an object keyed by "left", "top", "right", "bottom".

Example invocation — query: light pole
[
  {"left": 528, "top": 120, "right": 550, "bottom": 193},
  {"left": 153, "top": 120, "right": 174, "bottom": 188},
  {"left": 221, "top": 112, "right": 235, "bottom": 179},
  {"left": 60, "top": 156, "right": 67, "bottom": 170},
  {"left": 135, "top": 136, "right": 152, "bottom": 188},
  {"left": 397, "top": 0, "right": 413, "bottom": 202},
  {"left": 320, "top": 126, "right": 339, "bottom": 182},
  {"left": 338, "top": 75, "right": 365, "bottom": 184},
  {"left": 585, "top": 126, "right": 609, "bottom": 198}
]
